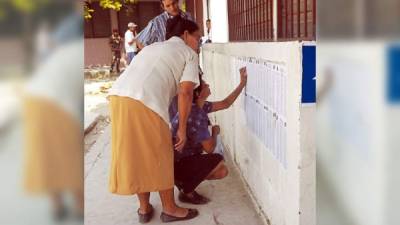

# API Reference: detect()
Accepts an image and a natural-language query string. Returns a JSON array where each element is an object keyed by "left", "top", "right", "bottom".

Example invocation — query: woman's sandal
[
  {"left": 160, "top": 208, "right": 199, "bottom": 223},
  {"left": 137, "top": 204, "right": 154, "bottom": 223}
]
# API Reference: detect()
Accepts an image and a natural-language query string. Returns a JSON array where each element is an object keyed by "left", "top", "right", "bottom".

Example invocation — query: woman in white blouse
[{"left": 107, "top": 16, "right": 201, "bottom": 223}]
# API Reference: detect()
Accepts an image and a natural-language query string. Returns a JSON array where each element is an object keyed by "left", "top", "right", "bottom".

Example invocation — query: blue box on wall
[
  {"left": 302, "top": 44, "right": 316, "bottom": 103},
  {"left": 387, "top": 44, "right": 400, "bottom": 104}
]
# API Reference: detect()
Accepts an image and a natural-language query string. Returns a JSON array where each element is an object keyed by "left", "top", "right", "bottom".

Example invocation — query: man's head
[
  {"left": 206, "top": 19, "right": 211, "bottom": 29},
  {"left": 112, "top": 29, "right": 119, "bottom": 35},
  {"left": 128, "top": 22, "right": 137, "bottom": 31},
  {"left": 161, "top": 0, "right": 180, "bottom": 17}
]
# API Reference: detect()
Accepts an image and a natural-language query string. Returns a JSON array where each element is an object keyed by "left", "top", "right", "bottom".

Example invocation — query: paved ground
[
  {"left": 84, "top": 121, "right": 266, "bottom": 225},
  {"left": 83, "top": 77, "right": 268, "bottom": 225},
  {"left": 0, "top": 80, "right": 354, "bottom": 225}
]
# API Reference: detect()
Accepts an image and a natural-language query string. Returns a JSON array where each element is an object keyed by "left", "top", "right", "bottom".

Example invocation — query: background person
[
  {"left": 109, "top": 29, "right": 122, "bottom": 73},
  {"left": 124, "top": 22, "right": 138, "bottom": 65}
]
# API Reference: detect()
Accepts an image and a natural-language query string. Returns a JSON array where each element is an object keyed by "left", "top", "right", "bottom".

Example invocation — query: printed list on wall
[{"left": 233, "top": 56, "right": 288, "bottom": 169}]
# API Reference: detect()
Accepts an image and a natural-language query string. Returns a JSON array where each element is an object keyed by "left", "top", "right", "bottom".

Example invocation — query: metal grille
[
  {"left": 227, "top": 0, "right": 316, "bottom": 42},
  {"left": 277, "top": 0, "right": 316, "bottom": 40},
  {"left": 228, "top": 0, "right": 274, "bottom": 42},
  {"left": 186, "top": 0, "right": 205, "bottom": 35}
]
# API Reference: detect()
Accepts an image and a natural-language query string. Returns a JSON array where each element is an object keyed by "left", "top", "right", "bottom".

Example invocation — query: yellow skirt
[
  {"left": 109, "top": 96, "right": 174, "bottom": 195},
  {"left": 23, "top": 96, "right": 83, "bottom": 194}
]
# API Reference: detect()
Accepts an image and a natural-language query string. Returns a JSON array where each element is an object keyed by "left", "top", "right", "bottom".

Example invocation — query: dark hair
[
  {"left": 193, "top": 73, "right": 204, "bottom": 103},
  {"left": 160, "top": 0, "right": 178, "bottom": 6},
  {"left": 166, "top": 16, "right": 199, "bottom": 40}
]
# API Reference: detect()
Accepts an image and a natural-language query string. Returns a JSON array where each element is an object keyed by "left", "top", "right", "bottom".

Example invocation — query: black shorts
[{"left": 174, "top": 154, "right": 223, "bottom": 194}]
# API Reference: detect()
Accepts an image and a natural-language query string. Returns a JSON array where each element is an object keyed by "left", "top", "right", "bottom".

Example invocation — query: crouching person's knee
[{"left": 215, "top": 165, "right": 229, "bottom": 179}]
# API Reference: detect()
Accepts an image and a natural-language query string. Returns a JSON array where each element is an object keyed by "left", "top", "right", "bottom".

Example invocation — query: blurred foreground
[
  {"left": 0, "top": 1, "right": 83, "bottom": 225},
  {"left": 317, "top": 0, "right": 400, "bottom": 225}
]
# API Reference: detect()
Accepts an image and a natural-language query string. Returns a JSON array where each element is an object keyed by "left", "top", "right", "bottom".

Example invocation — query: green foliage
[
  {"left": 99, "top": 0, "right": 123, "bottom": 11},
  {"left": 0, "top": 0, "right": 50, "bottom": 21},
  {"left": 10, "top": 0, "right": 49, "bottom": 13},
  {"left": 84, "top": 3, "right": 94, "bottom": 19},
  {"left": 85, "top": 0, "right": 139, "bottom": 19}
]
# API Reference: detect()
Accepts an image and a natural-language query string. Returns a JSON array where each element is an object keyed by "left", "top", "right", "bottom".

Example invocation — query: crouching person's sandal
[
  {"left": 137, "top": 204, "right": 154, "bottom": 223},
  {"left": 160, "top": 208, "right": 199, "bottom": 223},
  {"left": 179, "top": 191, "right": 210, "bottom": 205}
]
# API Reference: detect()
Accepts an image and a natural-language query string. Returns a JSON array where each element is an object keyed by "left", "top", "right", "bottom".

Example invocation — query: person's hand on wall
[
  {"left": 239, "top": 67, "right": 247, "bottom": 87},
  {"left": 209, "top": 67, "right": 248, "bottom": 113}
]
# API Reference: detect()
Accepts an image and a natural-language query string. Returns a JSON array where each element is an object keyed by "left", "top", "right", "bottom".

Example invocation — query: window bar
[
  {"left": 271, "top": 0, "right": 275, "bottom": 40},
  {"left": 312, "top": 0, "right": 316, "bottom": 39},
  {"left": 265, "top": 0, "right": 272, "bottom": 38},
  {"left": 291, "top": 0, "right": 294, "bottom": 38},
  {"left": 241, "top": 0, "right": 243, "bottom": 40},
  {"left": 264, "top": 0, "right": 267, "bottom": 40},
  {"left": 233, "top": 0, "right": 236, "bottom": 40},
  {"left": 252, "top": 0, "right": 255, "bottom": 40},
  {"left": 285, "top": 0, "right": 288, "bottom": 38},
  {"left": 304, "top": 0, "right": 307, "bottom": 38},
  {"left": 260, "top": 0, "right": 263, "bottom": 40},
  {"left": 297, "top": 0, "right": 300, "bottom": 38},
  {"left": 277, "top": 0, "right": 281, "bottom": 40},
  {"left": 256, "top": 0, "right": 259, "bottom": 41}
]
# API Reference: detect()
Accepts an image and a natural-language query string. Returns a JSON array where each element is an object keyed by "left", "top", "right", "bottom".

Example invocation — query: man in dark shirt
[{"left": 109, "top": 29, "right": 122, "bottom": 73}]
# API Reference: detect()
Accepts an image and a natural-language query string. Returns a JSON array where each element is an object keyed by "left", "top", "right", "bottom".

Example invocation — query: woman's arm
[
  {"left": 211, "top": 67, "right": 247, "bottom": 112},
  {"left": 175, "top": 81, "right": 195, "bottom": 151}
]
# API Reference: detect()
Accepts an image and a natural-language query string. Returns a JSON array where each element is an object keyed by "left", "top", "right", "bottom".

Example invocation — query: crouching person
[{"left": 170, "top": 67, "right": 247, "bottom": 204}]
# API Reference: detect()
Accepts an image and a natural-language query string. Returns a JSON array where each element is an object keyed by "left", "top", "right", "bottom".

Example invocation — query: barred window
[
  {"left": 277, "top": 0, "right": 316, "bottom": 40},
  {"left": 228, "top": 0, "right": 274, "bottom": 41},
  {"left": 227, "top": 0, "right": 316, "bottom": 42}
]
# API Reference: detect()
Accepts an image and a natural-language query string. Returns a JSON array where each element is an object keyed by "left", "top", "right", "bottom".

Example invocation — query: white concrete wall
[
  {"left": 84, "top": 38, "right": 112, "bottom": 67},
  {"left": 85, "top": 10, "right": 117, "bottom": 67},
  {"left": 205, "top": 0, "right": 278, "bottom": 41},
  {"left": 299, "top": 105, "right": 316, "bottom": 225},
  {"left": 202, "top": 42, "right": 315, "bottom": 225}
]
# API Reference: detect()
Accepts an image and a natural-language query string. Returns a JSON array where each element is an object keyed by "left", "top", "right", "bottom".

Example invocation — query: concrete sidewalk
[
  {"left": 84, "top": 112, "right": 101, "bottom": 135},
  {"left": 84, "top": 124, "right": 266, "bottom": 225}
]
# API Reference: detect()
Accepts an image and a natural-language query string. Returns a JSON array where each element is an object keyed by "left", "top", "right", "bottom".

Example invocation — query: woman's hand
[
  {"left": 212, "top": 125, "right": 220, "bottom": 135},
  {"left": 174, "top": 128, "right": 187, "bottom": 152},
  {"left": 239, "top": 67, "right": 247, "bottom": 86}
]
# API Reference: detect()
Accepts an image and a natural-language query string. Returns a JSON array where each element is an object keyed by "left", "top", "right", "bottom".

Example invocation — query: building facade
[{"left": 84, "top": 0, "right": 205, "bottom": 67}]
